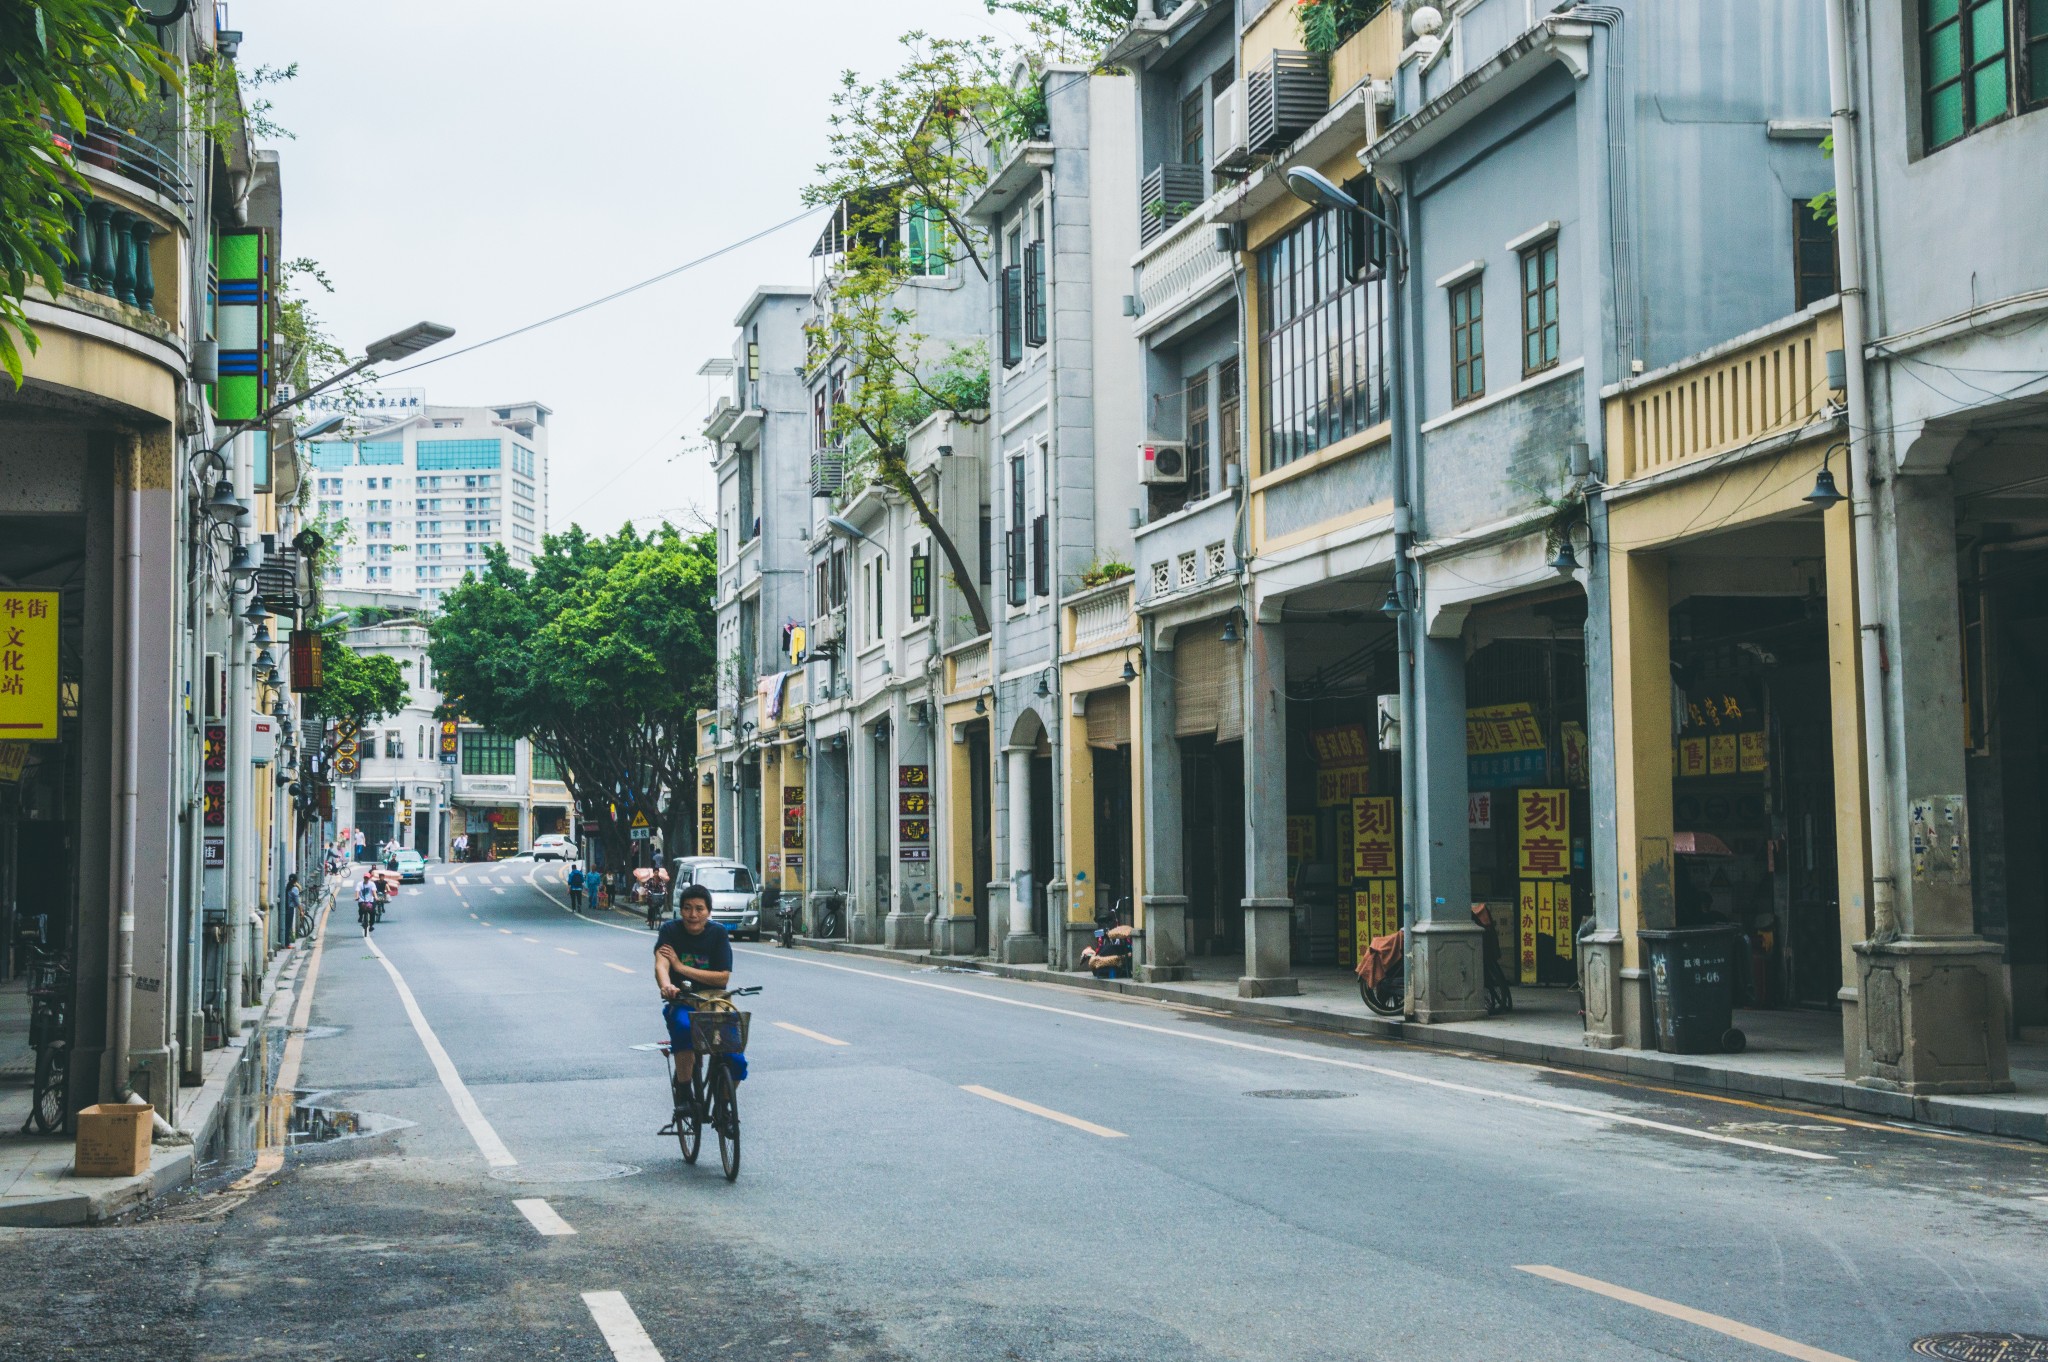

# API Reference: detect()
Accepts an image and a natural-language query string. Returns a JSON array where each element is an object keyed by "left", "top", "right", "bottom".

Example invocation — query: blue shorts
[{"left": 663, "top": 1000, "right": 747, "bottom": 1081}]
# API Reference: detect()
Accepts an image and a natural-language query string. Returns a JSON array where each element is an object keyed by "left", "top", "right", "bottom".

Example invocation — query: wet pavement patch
[
  {"left": 1913, "top": 1335, "right": 2048, "bottom": 1360},
  {"left": 487, "top": 1162, "right": 642, "bottom": 1184},
  {"left": 1246, "top": 1089, "right": 1354, "bottom": 1100}
]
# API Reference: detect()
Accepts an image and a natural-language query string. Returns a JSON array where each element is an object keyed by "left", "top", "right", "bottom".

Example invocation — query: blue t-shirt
[
  {"left": 567, "top": 868, "right": 585, "bottom": 889},
  {"left": 655, "top": 920, "right": 732, "bottom": 991}
]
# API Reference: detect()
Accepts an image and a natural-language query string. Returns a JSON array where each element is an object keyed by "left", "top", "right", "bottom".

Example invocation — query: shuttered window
[
  {"left": 1173, "top": 621, "right": 1244, "bottom": 741},
  {"left": 1085, "top": 689, "right": 1132, "bottom": 750}
]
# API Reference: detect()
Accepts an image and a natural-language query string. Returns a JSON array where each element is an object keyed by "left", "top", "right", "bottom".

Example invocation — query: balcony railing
[
  {"left": 948, "top": 637, "right": 991, "bottom": 694},
  {"left": 1139, "top": 162, "right": 1208, "bottom": 246},
  {"left": 52, "top": 115, "right": 192, "bottom": 206},
  {"left": 1608, "top": 305, "right": 1844, "bottom": 483},
  {"left": 1066, "top": 579, "right": 1136, "bottom": 652},
  {"left": 60, "top": 197, "right": 164, "bottom": 316},
  {"left": 1134, "top": 209, "right": 1232, "bottom": 321}
]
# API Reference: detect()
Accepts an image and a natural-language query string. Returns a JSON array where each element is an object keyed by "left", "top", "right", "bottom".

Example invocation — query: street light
[{"left": 295, "top": 413, "right": 347, "bottom": 441}]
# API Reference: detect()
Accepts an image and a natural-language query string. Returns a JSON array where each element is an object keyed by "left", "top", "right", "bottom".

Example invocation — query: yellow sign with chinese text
[
  {"left": 0, "top": 592, "right": 59, "bottom": 741},
  {"left": 1516, "top": 787, "right": 1570, "bottom": 879},
  {"left": 1350, "top": 796, "right": 1397, "bottom": 880},
  {"left": 1465, "top": 703, "right": 1544, "bottom": 755}
]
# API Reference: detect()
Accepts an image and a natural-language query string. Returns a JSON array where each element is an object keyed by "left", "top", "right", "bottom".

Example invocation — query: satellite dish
[{"left": 137, "top": 0, "right": 190, "bottom": 21}]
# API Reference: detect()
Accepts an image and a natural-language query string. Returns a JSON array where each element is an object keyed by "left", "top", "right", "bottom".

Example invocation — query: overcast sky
[{"left": 234, "top": 0, "right": 1028, "bottom": 538}]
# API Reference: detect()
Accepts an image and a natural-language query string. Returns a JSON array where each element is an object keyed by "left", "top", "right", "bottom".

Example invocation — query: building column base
[
  {"left": 1000, "top": 931, "right": 1046, "bottom": 965},
  {"left": 1578, "top": 931, "right": 1626, "bottom": 1049},
  {"left": 1409, "top": 918, "right": 1488, "bottom": 1024},
  {"left": 883, "top": 911, "right": 929, "bottom": 950},
  {"left": 1142, "top": 895, "right": 1190, "bottom": 980},
  {"left": 1061, "top": 920, "right": 1097, "bottom": 971},
  {"left": 1239, "top": 899, "right": 1297, "bottom": 997},
  {"left": 1853, "top": 937, "right": 2013, "bottom": 1094},
  {"left": 933, "top": 914, "right": 979, "bottom": 955}
]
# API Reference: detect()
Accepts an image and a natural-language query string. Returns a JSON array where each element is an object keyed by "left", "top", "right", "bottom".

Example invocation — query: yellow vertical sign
[
  {"left": 1555, "top": 885, "right": 1574, "bottom": 960},
  {"left": 1518, "top": 883, "right": 1538, "bottom": 983},
  {"left": 0, "top": 592, "right": 59, "bottom": 741}
]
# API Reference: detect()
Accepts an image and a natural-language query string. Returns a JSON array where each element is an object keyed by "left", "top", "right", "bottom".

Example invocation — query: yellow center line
[
  {"left": 773, "top": 1020, "right": 849, "bottom": 1047},
  {"left": 1516, "top": 1265, "right": 1858, "bottom": 1362},
  {"left": 962, "top": 1084, "right": 1126, "bottom": 1139}
]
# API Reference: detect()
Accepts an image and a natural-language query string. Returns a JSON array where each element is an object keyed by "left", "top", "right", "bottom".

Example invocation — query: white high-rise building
[{"left": 306, "top": 392, "right": 552, "bottom": 608}]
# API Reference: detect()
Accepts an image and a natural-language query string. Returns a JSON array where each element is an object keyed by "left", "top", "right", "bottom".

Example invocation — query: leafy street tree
[
  {"left": 0, "top": 1, "right": 174, "bottom": 385},
  {"left": 804, "top": 33, "right": 1008, "bottom": 636},
  {"left": 982, "top": 0, "right": 1137, "bottom": 62},
  {"left": 428, "top": 526, "right": 717, "bottom": 871},
  {"left": 312, "top": 632, "right": 411, "bottom": 728}
]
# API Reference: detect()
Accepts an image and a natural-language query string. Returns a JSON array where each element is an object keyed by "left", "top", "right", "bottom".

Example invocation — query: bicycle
[
  {"left": 813, "top": 891, "right": 844, "bottom": 941},
  {"left": 21, "top": 947, "right": 72, "bottom": 1136},
  {"left": 1356, "top": 913, "right": 1515, "bottom": 1019},
  {"left": 659, "top": 985, "right": 761, "bottom": 1182}
]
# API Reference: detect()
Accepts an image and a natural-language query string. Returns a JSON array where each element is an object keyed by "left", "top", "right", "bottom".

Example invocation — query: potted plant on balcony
[{"left": 1295, "top": 0, "right": 1390, "bottom": 53}]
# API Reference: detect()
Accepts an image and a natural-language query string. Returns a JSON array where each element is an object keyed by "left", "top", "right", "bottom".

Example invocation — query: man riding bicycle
[
  {"left": 655, "top": 883, "right": 745, "bottom": 1084},
  {"left": 356, "top": 872, "right": 379, "bottom": 935}
]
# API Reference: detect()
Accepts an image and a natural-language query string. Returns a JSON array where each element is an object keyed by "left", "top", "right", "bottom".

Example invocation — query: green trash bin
[{"left": 1638, "top": 926, "right": 1746, "bottom": 1055}]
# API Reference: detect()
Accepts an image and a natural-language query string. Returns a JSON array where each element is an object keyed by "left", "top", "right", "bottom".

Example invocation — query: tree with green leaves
[
  {"left": 984, "top": 0, "right": 1137, "bottom": 62},
  {"left": 0, "top": 1, "right": 174, "bottom": 385},
  {"left": 428, "top": 526, "right": 718, "bottom": 870},
  {"left": 312, "top": 633, "right": 411, "bottom": 728},
  {"left": 805, "top": 32, "right": 1008, "bottom": 636}
]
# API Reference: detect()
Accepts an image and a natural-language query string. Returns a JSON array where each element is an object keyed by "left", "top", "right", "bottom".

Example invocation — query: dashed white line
[
  {"left": 513, "top": 1197, "right": 576, "bottom": 1236},
  {"left": 523, "top": 936, "right": 542, "bottom": 944},
  {"left": 604, "top": 962, "right": 636, "bottom": 975},
  {"left": 773, "top": 1020, "right": 849, "bottom": 1047},
  {"left": 455, "top": 876, "right": 470, "bottom": 885},
  {"left": 363, "top": 935, "right": 517, "bottom": 1168},
  {"left": 493, "top": 888, "right": 506, "bottom": 895},
  {"left": 582, "top": 1291, "right": 664, "bottom": 1362},
  {"left": 962, "top": 1084, "right": 1126, "bottom": 1138},
  {"left": 556, "top": 947, "right": 579, "bottom": 956}
]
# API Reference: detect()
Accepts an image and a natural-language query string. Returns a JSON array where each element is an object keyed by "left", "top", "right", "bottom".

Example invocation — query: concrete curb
[
  {"left": 797, "top": 939, "right": 2048, "bottom": 1147},
  {"left": 0, "top": 937, "right": 305, "bottom": 1228}
]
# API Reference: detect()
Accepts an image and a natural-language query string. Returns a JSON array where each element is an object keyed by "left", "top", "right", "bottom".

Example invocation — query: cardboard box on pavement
[{"left": 74, "top": 1103, "right": 152, "bottom": 1178}]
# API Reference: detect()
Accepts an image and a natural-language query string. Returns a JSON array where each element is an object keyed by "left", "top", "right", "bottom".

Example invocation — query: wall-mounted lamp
[
  {"left": 202, "top": 477, "right": 249, "bottom": 523},
  {"left": 1549, "top": 538, "right": 1582, "bottom": 577},
  {"left": 1221, "top": 616, "right": 1240, "bottom": 645},
  {"left": 974, "top": 695, "right": 987, "bottom": 715},
  {"left": 227, "top": 541, "right": 262, "bottom": 582},
  {"left": 936, "top": 444, "right": 954, "bottom": 458},
  {"left": 1804, "top": 443, "right": 1847, "bottom": 510},
  {"left": 1036, "top": 671, "right": 1051, "bottom": 698},
  {"left": 1120, "top": 659, "right": 1138, "bottom": 684}
]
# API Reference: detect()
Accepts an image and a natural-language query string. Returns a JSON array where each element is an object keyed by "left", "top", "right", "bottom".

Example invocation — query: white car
[
  {"left": 532, "top": 833, "right": 575, "bottom": 862},
  {"left": 670, "top": 857, "right": 762, "bottom": 939}
]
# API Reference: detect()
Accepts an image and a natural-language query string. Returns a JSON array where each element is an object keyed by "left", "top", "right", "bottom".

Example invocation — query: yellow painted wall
[
  {"left": 942, "top": 696, "right": 986, "bottom": 920},
  {"left": 1059, "top": 647, "right": 1145, "bottom": 932},
  {"left": 1823, "top": 504, "right": 1869, "bottom": 991},
  {"left": 20, "top": 306, "right": 180, "bottom": 423}
]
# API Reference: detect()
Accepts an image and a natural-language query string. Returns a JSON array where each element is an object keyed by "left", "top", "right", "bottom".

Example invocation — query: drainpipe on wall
[
  {"left": 111, "top": 441, "right": 140, "bottom": 1103},
  {"left": 1823, "top": 0, "right": 1898, "bottom": 943}
]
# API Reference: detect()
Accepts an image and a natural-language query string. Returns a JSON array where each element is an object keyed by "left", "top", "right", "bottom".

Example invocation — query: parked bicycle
[
  {"left": 21, "top": 945, "right": 72, "bottom": 1136},
  {"left": 812, "top": 891, "right": 845, "bottom": 941},
  {"left": 659, "top": 985, "right": 761, "bottom": 1182},
  {"left": 1356, "top": 906, "right": 1515, "bottom": 1019}
]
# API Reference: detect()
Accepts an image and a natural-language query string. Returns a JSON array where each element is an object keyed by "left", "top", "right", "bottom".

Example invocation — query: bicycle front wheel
[{"left": 713, "top": 1064, "right": 740, "bottom": 1182}]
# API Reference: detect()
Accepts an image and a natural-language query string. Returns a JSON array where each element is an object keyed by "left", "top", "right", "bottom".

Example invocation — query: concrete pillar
[
  {"left": 1856, "top": 475, "right": 2010, "bottom": 1093},
  {"left": 1578, "top": 499, "right": 1626, "bottom": 1050},
  {"left": 1002, "top": 743, "right": 1045, "bottom": 962},
  {"left": 1408, "top": 630, "right": 1484, "bottom": 1022},
  {"left": 1240, "top": 618, "right": 1296, "bottom": 997},
  {"left": 1604, "top": 547, "right": 1673, "bottom": 1049},
  {"left": 1823, "top": 503, "right": 1873, "bottom": 1076},
  {"left": 1140, "top": 644, "right": 1190, "bottom": 981}
]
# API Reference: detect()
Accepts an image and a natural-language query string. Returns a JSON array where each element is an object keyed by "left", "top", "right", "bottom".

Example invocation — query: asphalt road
[{"left": 5, "top": 860, "right": 2048, "bottom": 1362}]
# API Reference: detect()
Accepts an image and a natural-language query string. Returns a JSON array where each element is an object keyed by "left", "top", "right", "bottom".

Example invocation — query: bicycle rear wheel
[
  {"left": 1359, "top": 970, "right": 1404, "bottom": 1017},
  {"left": 713, "top": 1064, "right": 740, "bottom": 1181},
  {"left": 675, "top": 1057, "right": 702, "bottom": 1164},
  {"left": 31, "top": 1046, "right": 68, "bottom": 1135}
]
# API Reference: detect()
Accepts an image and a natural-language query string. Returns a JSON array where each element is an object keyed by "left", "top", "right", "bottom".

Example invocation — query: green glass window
[
  {"left": 1925, "top": 0, "right": 2011, "bottom": 146},
  {"left": 417, "top": 440, "right": 503, "bottom": 471},
  {"left": 1794, "top": 200, "right": 1841, "bottom": 308},
  {"left": 2028, "top": 0, "right": 2048, "bottom": 104},
  {"left": 531, "top": 748, "right": 565, "bottom": 782},
  {"left": 1519, "top": 239, "right": 1560, "bottom": 376},
  {"left": 357, "top": 441, "right": 403, "bottom": 465},
  {"left": 910, "top": 549, "right": 931, "bottom": 620},
  {"left": 905, "top": 201, "right": 949, "bottom": 277},
  {"left": 461, "top": 730, "right": 516, "bottom": 776},
  {"left": 1450, "top": 277, "right": 1485, "bottom": 405}
]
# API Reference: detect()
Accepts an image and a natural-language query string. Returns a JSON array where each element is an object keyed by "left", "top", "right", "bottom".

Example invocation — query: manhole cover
[
  {"left": 1245, "top": 1089, "right": 1354, "bottom": 1100},
  {"left": 488, "top": 1162, "right": 641, "bottom": 1185},
  {"left": 1913, "top": 1333, "right": 2048, "bottom": 1360}
]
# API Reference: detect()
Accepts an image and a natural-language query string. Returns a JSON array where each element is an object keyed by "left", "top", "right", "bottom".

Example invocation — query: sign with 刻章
[
  {"left": 1466, "top": 702, "right": 1547, "bottom": 790},
  {"left": 1350, "top": 796, "right": 1396, "bottom": 880},
  {"left": 0, "top": 592, "right": 60, "bottom": 741}
]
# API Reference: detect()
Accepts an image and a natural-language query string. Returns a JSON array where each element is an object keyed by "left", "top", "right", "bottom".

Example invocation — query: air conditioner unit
[
  {"left": 1140, "top": 441, "right": 1187, "bottom": 485},
  {"left": 1212, "top": 81, "right": 1251, "bottom": 175}
]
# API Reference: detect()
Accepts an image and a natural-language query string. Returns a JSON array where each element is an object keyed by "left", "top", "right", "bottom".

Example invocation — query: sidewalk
[
  {"left": 0, "top": 934, "right": 303, "bottom": 1228},
  {"left": 803, "top": 940, "right": 2048, "bottom": 1146}
]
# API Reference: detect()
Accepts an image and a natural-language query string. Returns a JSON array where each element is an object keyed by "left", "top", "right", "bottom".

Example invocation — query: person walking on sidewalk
[{"left": 567, "top": 863, "right": 586, "bottom": 912}]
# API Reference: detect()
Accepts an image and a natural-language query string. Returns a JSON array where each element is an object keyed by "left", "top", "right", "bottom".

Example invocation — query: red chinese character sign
[
  {"left": 1515, "top": 788, "right": 1573, "bottom": 983},
  {"left": 0, "top": 591, "right": 59, "bottom": 741}
]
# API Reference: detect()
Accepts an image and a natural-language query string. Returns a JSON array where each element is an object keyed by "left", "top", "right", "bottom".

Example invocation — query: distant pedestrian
[
  {"left": 285, "top": 874, "right": 304, "bottom": 939},
  {"left": 567, "top": 863, "right": 586, "bottom": 912},
  {"left": 650, "top": 847, "right": 664, "bottom": 875}
]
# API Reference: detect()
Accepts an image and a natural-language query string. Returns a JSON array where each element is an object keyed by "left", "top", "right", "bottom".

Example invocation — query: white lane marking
[
  {"left": 556, "top": 947, "right": 579, "bottom": 956},
  {"left": 500, "top": 876, "right": 516, "bottom": 885},
  {"left": 582, "top": 1291, "right": 664, "bottom": 1362},
  {"left": 1517, "top": 1266, "right": 1856, "bottom": 1362},
  {"left": 773, "top": 1020, "right": 849, "bottom": 1047},
  {"left": 493, "top": 888, "right": 506, "bottom": 895},
  {"left": 745, "top": 950, "right": 1835, "bottom": 1163},
  {"left": 479, "top": 920, "right": 492, "bottom": 926},
  {"left": 523, "top": 936, "right": 542, "bottom": 944},
  {"left": 364, "top": 935, "right": 517, "bottom": 1168},
  {"left": 455, "top": 876, "right": 469, "bottom": 885},
  {"left": 513, "top": 1197, "right": 576, "bottom": 1237},
  {"left": 469, "top": 913, "right": 478, "bottom": 920},
  {"left": 498, "top": 928, "right": 512, "bottom": 935},
  {"left": 963, "top": 1084, "right": 1126, "bottom": 1138},
  {"left": 605, "top": 962, "right": 636, "bottom": 975},
  {"left": 528, "top": 878, "right": 654, "bottom": 935}
]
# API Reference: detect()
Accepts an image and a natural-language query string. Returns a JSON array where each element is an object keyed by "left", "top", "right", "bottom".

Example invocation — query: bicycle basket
[{"left": 685, "top": 1009, "right": 750, "bottom": 1055}]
